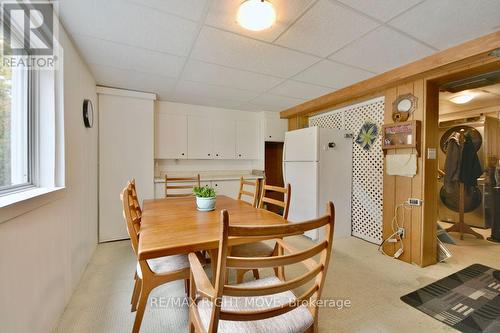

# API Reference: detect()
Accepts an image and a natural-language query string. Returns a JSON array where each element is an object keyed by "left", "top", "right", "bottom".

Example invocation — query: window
[{"left": 0, "top": 39, "right": 33, "bottom": 194}]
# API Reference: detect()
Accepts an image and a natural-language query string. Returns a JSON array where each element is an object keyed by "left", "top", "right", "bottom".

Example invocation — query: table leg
[{"left": 209, "top": 249, "right": 218, "bottom": 284}]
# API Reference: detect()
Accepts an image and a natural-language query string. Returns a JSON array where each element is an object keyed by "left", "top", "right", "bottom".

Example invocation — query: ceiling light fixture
[
  {"left": 237, "top": 0, "right": 276, "bottom": 31},
  {"left": 449, "top": 94, "right": 474, "bottom": 104}
]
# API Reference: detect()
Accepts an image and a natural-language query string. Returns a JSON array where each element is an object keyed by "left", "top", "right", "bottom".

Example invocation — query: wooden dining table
[{"left": 138, "top": 195, "right": 287, "bottom": 276}]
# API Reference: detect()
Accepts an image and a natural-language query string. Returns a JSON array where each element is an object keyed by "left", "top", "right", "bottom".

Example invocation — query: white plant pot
[{"left": 196, "top": 196, "right": 216, "bottom": 211}]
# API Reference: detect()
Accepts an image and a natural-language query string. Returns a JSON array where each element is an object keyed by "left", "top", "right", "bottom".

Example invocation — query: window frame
[{"left": 0, "top": 21, "right": 36, "bottom": 195}]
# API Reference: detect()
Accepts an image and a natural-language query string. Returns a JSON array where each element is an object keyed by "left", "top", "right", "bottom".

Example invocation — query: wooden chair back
[
  {"left": 205, "top": 202, "right": 334, "bottom": 331},
  {"left": 236, "top": 177, "right": 259, "bottom": 207},
  {"left": 165, "top": 174, "right": 201, "bottom": 197},
  {"left": 258, "top": 179, "right": 291, "bottom": 219},
  {"left": 121, "top": 183, "right": 141, "bottom": 256}
]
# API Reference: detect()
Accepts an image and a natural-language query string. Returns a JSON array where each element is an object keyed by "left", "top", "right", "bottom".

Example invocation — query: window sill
[{"left": 0, "top": 187, "right": 66, "bottom": 224}]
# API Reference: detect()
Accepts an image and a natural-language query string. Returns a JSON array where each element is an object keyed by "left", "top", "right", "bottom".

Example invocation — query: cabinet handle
[
  {"left": 216, "top": 153, "right": 219, "bottom": 157},
  {"left": 181, "top": 153, "right": 185, "bottom": 156},
  {"left": 238, "top": 154, "right": 242, "bottom": 157},
  {"left": 269, "top": 136, "right": 272, "bottom": 138},
  {"left": 208, "top": 153, "right": 211, "bottom": 156}
]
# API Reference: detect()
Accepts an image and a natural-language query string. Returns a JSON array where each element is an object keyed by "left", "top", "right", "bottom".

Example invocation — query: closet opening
[{"left": 435, "top": 69, "right": 500, "bottom": 263}]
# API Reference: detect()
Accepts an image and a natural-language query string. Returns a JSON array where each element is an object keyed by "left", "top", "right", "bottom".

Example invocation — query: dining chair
[
  {"left": 121, "top": 182, "right": 192, "bottom": 333},
  {"left": 188, "top": 201, "right": 335, "bottom": 333},
  {"left": 258, "top": 179, "right": 291, "bottom": 219},
  {"left": 236, "top": 176, "right": 260, "bottom": 207},
  {"left": 165, "top": 174, "right": 201, "bottom": 197},
  {"left": 231, "top": 180, "right": 292, "bottom": 283}
]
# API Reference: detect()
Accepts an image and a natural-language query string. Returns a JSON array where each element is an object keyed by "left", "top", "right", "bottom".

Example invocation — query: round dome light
[
  {"left": 237, "top": 0, "right": 276, "bottom": 31},
  {"left": 449, "top": 94, "right": 474, "bottom": 104}
]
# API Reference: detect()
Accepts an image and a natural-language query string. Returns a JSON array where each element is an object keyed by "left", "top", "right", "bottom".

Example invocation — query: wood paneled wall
[{"left": 382, "top": 79, "right": 438, "bottom": 266}]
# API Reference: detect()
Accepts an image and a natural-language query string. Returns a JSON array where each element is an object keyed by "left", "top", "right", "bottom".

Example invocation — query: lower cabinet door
[{"left": 212, "top": 180, "right": 240, "bottom": 199}]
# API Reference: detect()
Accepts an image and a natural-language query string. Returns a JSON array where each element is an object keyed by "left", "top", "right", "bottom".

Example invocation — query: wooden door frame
[{"left": 420, "top": 62, "right": 500, "bottom": 266}]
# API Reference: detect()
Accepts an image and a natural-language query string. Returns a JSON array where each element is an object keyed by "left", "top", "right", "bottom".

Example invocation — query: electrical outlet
[
  {"left": 397, "top": 227, "right": 405, "bottom": 238},
  {"left": 407, "top": 198, "right": 422, "bottom": 206}
]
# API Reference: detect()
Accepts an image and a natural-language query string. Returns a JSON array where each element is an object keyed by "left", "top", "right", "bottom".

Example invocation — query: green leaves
[{"left": 193, "top": 186, "right": 216, "bottom": 198}]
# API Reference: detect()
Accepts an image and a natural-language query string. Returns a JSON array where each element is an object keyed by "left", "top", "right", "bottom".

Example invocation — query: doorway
[
  {"left": 264, "top": 141, "right": 284, "bottom": 215},
  {"left": 435, "top": 70, "right": 500, "bottom": 262}
]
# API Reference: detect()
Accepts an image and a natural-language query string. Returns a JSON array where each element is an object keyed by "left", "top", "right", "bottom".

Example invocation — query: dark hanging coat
[
  {"left": 443, "top": 133, "right": 461, "bottom": 193},
  {"left": 459, "top": 135, "right": 482, "bottom": 188}
]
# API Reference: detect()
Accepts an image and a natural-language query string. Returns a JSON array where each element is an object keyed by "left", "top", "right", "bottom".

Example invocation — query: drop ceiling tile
[
  {"left": 58, "top": 0, "right": 99, "bottom": 36},
  {"left": 250, "top": 93, "right": 305, "bottom": 111},
  {"left": 90, "top": 0, "right": 198, "bottom": 56},
  {"left": 191, "top": 26, "right": 320, "bottom": 78},
  {"left": 337, "top": 0, "right": 423, "bottom": 22},
  {"left": 275, "top": 0, "right": 379, "bottom": 57},
  {"left": 329, "top": 26, "right": 435, "bottom": 73},
  {"left": 174, "top": 80, "right": 261, "bottom": 103},
  {"left": 269, "top": 80, "right": 333, "bottom": 100},
  {"left": 205, "top": 0, "right": 315, "bottom": 42},
  {"left": 90, "top": 64, "right": 177, "bottom": 95},
  {"left": 181, "top": 60, "right": 284, "bottom": 93},
  {"left": 293, "top": 60, "right": 375, "bottom": 89},
  {"left": 72, "top": 35, "right": 185, "bottom": 78},
  {"left": 126, "top": 0, "right": 208, "bottom": 21},
  {"left": 389, "top": 0, "right": 500, "bottom": 49}
]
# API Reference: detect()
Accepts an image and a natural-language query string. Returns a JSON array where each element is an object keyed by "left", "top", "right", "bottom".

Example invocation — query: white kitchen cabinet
[
  {"left": 188, "top": 116, "right": 213, "bottom": 159},
  {"left": 264, "top": 118, "right": 288, "bottom": 142},
  {"left": 236, "top": 120, "right": 259, "bottom": 160},
  {"left": 212, "top": 119, "right": 236, "bottom": 159},
  {"left": 156, "top": 113, "right": 188, "bottom": 159},
  {"left": 212, "top": 180, "right": 240, "bottom": 199}
]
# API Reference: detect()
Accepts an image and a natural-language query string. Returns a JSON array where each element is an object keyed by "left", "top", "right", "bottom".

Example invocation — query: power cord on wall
[{"left": 378, "top": 201, "right": 413, "bottom": 259}]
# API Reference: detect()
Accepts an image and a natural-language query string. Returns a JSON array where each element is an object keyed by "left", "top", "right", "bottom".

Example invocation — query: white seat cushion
[
  {"left": 197, "top": 277, "right": 314, "bottom": 333},
  {"left": 231, "top": 241, "right": 275, "bottom": 257},
  {"left": 136, "top": 254, "right": 189, "bottom": 279}
]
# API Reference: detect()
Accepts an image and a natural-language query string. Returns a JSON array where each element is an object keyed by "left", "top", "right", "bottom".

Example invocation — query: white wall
[{"left": 0, "top": 27, "right": 98, "bottom": 332}]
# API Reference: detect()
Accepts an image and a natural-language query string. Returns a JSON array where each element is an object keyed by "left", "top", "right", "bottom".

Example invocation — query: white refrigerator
[{"left": 283, "top": 126, "right": 353, "bottom": 240}]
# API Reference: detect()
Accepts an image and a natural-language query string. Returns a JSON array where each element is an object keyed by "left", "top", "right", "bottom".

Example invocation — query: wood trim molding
[{"left": 280, "top": 30, "right": 500, "bottom": 119}]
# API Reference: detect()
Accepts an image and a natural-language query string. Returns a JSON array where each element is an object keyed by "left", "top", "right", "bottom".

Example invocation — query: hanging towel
[
  {"left": 459, "top": 134, "right": 482, "bottom": 188},
  {"left": 386, "top": 154, "right": 417, "bottom": 177}
]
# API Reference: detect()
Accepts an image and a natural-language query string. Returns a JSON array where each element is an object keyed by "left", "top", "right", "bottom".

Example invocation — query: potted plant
[{"left": 193, "top": 186, "right": 216, "bottom": 211}]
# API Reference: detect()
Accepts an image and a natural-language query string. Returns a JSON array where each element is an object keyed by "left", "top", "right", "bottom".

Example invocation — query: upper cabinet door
[
  {"left": 212, "top": 119, "right": 236, "bottom": 159},
  {"left": 188, "top": 116, "right": 213, "bottom": 159},
  {"left": 264, "top": 118, "right": 288, "bottom": 142},
  {"left": 236, "top": 120, "right": 259, "bottom": 160},
  {"left": 155, "top": 113, "right": 187, "bottom": 159}
]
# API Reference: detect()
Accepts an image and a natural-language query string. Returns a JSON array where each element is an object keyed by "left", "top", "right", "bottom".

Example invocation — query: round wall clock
[{"left": 83, "top": 99, "right": 94, "bottom": 128}]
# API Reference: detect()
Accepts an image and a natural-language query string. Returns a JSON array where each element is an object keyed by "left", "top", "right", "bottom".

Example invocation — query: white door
[
  {"left": 212, "top": 119, "right": 236, "bottom": 159},
  {"left": 236, "top": 120, "right": 258, "bottom": 160},
  {"left": 99, "top": 94, "right": 154, "bottom": 242},
  {"left": 188, "top": 116, "right": 213, "bottom": 159},
  {"left": 284, "top": 127, "right": 319, "bottom": 162},
  {"left": 155, "top": 114, "right": 187, "bottom": 159},
  {"left": 284, "top": 161, "right": 319, "bottom": 239}
]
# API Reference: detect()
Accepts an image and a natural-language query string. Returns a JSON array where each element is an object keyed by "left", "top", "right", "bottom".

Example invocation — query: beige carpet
[{"left": 54, "top": 234, "right": 500, "bottom": 333}]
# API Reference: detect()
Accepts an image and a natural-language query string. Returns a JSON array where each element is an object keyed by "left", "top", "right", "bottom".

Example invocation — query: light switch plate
[{"left": 427, "top": 148, "right": 437, "bottom": 160}]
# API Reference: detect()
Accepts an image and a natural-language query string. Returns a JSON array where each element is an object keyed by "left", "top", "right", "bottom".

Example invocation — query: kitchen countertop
[{"left": 154, "top": 172, "right": 263, "bottom": 183}]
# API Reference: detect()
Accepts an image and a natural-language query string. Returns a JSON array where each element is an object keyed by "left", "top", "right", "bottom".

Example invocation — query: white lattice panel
[{"left": 309, "top": 98, "right": 384, "bottom": 244}]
